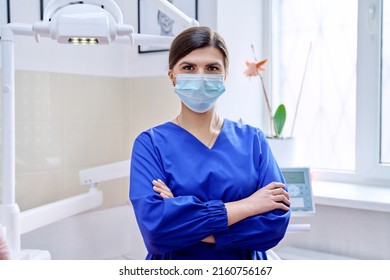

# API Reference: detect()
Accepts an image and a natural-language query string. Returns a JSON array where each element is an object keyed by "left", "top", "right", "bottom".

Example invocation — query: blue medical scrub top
[{"left": 130, "top": 119, "right": 290, "bottom": 260}]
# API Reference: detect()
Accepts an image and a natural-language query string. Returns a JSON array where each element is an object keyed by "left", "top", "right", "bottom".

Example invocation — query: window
[
  {"left": 268, "top": 0, "right": 390, "bottom": 183},
  {"left": 381, "top": 0, "right": 390, "bottom": 164}
]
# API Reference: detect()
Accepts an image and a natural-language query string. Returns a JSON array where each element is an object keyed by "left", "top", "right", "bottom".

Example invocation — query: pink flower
[
  {"left": 243, "top": 51, "right": 285, "bottom": 138},
  {"left": 244, "top": 58, "right": 268, "bottom": 77}
]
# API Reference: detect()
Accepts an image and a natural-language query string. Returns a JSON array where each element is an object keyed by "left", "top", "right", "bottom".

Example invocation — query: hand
[
  {"left": 224, "top": 182, "right": 290, "bottom": 226},
  {"left": 201, "top": 235, "right": 215, "bottom": 244},
  {"left": 245, "top": 182, "right": 290, "bottom": 216},
  {"left": 152, "top": 179, "right": 174, "bottom": 198}
]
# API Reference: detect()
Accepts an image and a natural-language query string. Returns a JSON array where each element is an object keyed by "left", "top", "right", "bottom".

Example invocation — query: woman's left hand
[{"left": 152, "top": 179, "right": 174, "bottom": 198}]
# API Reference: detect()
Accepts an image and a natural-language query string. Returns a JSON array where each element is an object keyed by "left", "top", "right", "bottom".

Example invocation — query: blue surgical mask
[{"left": 174, "top": 73, "right": 226, "bottom": 113}]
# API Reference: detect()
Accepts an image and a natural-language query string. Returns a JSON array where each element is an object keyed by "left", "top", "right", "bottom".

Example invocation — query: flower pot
[{"left": 267, "top": 137, "right": 297, "bottom": 168}]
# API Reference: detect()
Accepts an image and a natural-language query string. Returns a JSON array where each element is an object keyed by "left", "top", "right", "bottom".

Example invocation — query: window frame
[{"left": 264, "top": 0, "right": 390, "bottom": 185}]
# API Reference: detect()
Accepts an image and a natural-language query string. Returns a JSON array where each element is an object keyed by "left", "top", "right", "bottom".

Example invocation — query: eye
[
  {"left": 207, "top": 65, "right": 222, "bottom": 72},
  {"left": 182, "top": 65, "right": 194, "bottom": 71},
  {"left": 178, "top": 63, "right": 196, "bottom": 72}
]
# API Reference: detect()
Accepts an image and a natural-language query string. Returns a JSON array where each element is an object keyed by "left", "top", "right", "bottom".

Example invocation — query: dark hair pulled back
[{"left": 168, "top": 26, "right": 229, "bottom": 71}]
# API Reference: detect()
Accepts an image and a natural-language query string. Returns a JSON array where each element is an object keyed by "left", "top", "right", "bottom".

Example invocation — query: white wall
[
  {"left": 21, "top": 204, "right": 147, "bottom": 260},
  {"left": 276, "top": 204, "right": 390, "bottom": 259},
  {"left": 1, "top": 0, "right": 267, "bottom": 259},
  {"left": 1, "top": 0, "right": 219, "bottom": 78},
  {"left": 2, "top": 0, "right": 390, "bottom": 261},
  {"left": 1, "top": 0, "right": 265, "bottom": 127},
  {"left": 215, "top": 0, "right": 265, "bottom": 127}
]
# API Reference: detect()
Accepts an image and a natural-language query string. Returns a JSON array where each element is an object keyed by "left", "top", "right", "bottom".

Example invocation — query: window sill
[{"left": 312, "top": 181, "right": 390, "bottom": 213}]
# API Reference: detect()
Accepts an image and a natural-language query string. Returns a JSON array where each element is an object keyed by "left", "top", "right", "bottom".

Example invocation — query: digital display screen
[{"left": 282, "top": 171, "right": 305, "bottom": 184}]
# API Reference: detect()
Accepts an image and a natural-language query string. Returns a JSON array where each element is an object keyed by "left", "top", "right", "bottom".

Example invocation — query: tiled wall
[{"left": 1, "top": 70, "right": 180, "bottom": 211}]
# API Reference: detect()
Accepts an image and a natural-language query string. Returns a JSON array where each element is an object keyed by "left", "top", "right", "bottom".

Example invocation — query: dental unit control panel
[{"left": 281, "top": 167, "right": 315, "bottom": 216}]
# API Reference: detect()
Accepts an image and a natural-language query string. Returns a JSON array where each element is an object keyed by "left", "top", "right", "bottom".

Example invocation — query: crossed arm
[{"left": 152, "top": 179, "right": 290, "bottom": 243}]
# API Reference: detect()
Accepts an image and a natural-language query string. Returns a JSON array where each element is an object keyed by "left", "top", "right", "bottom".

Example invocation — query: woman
[{"left": 130, "top": 26, "right": 290, "bottom": 260}]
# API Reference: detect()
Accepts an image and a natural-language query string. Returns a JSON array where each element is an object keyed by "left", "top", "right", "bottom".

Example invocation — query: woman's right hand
[
  {"left": 225, "top": 182, "right": 290, "bottom": 226},
  {"left": 244, "top": 182, "right": 290, "bottom": 216}
]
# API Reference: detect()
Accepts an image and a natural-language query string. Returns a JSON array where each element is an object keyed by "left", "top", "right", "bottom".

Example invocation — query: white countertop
[{"left": 312, "top": 181, "right": 390, "bottom": 212}]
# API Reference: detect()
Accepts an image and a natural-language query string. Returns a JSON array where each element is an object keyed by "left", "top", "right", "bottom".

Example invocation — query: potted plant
[{"left": 244, "top": 44, "right": 311, "bottom": 165}]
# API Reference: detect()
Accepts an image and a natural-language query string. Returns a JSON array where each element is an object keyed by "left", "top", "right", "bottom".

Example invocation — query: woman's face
[{"left": 169, "top": 47, "right": 226, "bottom": 82}]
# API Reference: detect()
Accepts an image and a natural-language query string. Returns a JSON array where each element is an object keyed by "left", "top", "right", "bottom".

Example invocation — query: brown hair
[{"left": 168, "top": 26, "right": 229, "bottom": 71}]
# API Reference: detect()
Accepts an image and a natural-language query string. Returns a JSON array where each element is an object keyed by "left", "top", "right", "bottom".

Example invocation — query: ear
[
  {"left": 168, "top": 70, "right": 174, "bottom": 79},
  {"left": 168, "top": 70, "right": 176, "bottom": 86}
]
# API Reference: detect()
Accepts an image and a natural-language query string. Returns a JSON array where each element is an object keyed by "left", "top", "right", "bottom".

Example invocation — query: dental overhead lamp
[
  {"left": 1, "top": 0, "right": 198, "bottom": 258},
  {"left": 34, "top": 0, "right": 199, "bottom": 45}
]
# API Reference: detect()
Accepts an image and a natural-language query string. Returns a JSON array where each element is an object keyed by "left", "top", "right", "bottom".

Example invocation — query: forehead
[{"left": 176, "top": 47, "right": 225, "bottom": 66}]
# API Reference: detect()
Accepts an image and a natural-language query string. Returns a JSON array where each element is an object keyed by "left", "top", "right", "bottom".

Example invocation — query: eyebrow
[{"left": 178, "top": 61, "right": 223, "bottom": 67}]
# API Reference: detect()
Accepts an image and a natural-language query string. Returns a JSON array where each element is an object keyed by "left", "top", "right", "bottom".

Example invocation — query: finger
[
  {"left": 152, "top": 184, "right": 174, "bottom": 198},
  {"left": 153, "top": 187, "right": 173, "bottom": 198},
  {"left": 152, "top": 179, "right": 168, "bottom": 189},
  {"left": 152, "top": 179, "right": 164, "bottom": 187},
  {"left": 160, "top": 192, "right": 170, "bottom": 198},
  {"left": 152, "top": 179, "right": 171, "bottom": 192},
  {"left": 152, "top": 185, "right": 162, "bottom": 194},
  {"left": 272, "top": 188, "right": 283, "bottom": 194},
  {"left": 155, "top": 179, "right": 167, "bottom": 187},
  {"left": 283, "top": 189, "right": 290, "bottom": 200},
  {"left": 272, "top": 188, "right": 290, "bottom": 199},
  {"left": 274, "top": 194, "right": 291, "bottom": 206},
  {"left": 153, "top": 185, "right": 169, "bottom": 194},
  {"left": 152, "top": 180, "right": 167, "bottom": 191},
  {"left": 275, "top": 202, "right": 290, "bottom": 211},
  {"left": 265, "top": 182, "right": 286, "bottom": 190}
]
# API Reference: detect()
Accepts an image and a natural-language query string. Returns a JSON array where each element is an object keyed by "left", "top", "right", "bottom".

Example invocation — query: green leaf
[{"left": 274, "top": 104, "right": 286, "bottom": 137}]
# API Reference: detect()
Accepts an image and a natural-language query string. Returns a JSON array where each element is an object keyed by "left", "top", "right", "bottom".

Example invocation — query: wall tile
[
  {"left": 61, "top": 74, "right": 96, "bottom": 121},
  {"left": 15, "top": 72, "right": 34, "bottom": 122},
  {"left": 64, "top": 120, "right": 96, "bottom": 168},
  {"left": 3, "top": 71, "right": 178, "bottom": 211},
  {"left": 32, "top": 121, "right": 66, "bottom": 171},
  {"left": 16, "top": 170, "right": 66, "bottom": 210},
  {"left": 15, "top": 121, "right": 35, "bottom": 174}
]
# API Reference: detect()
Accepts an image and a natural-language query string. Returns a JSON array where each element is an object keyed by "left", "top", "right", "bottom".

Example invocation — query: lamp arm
[
  {"left": 1, "top": 23, "right": 34, "bottom": 38},
  {"left": 148, "top": 0, "right": 199, "bottom": 27}
]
